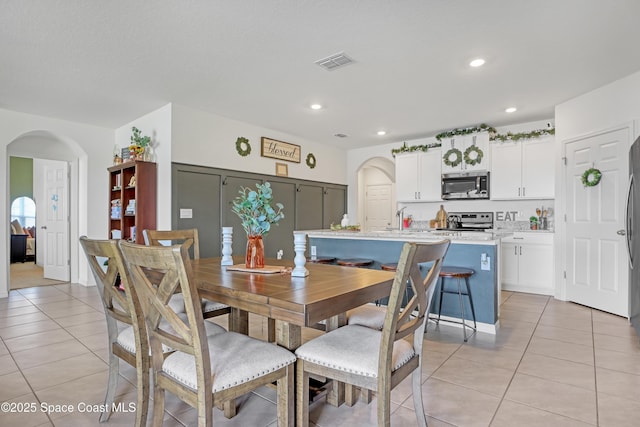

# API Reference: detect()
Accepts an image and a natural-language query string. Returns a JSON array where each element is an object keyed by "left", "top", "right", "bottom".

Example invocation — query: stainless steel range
[{"left": 438, "top": 211, "right": 494, "bottom": 231}]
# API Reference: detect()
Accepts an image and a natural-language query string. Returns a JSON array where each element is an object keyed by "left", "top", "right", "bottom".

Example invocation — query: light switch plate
[{"left": 481, "top": 256, "right": 490, "bottom": 271}]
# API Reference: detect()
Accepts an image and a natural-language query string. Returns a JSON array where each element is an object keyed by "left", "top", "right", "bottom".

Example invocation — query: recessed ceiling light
[
  {"left": 310, "top": 104, "right": 323, "bottom": 110},
  {"left": 505, "top": 107, "right": 517, "bottom": 113},
  {"left": 469, "top": 58, "right": 485, "bottom": 67},
  {"left": 377, "top": 130, "right": 387, "bottom": 136}
]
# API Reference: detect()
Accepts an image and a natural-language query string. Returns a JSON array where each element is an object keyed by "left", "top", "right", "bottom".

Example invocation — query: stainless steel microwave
[{"left": 441, "top": 171, "right": 490, "bottom": 200}]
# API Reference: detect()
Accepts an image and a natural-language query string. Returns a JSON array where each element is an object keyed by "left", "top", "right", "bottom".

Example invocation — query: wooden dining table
[{"left": 192, "top": 256, "right": 395, "bottom": 406}]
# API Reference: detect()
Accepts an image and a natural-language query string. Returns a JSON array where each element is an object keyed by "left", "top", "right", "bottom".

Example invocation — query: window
[{"left": 11, "top": 196, "right": 36, "bottom": 228}]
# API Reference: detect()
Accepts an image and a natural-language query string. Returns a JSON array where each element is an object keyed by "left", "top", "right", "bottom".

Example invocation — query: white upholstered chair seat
[
  {"left": 116, "top": 314, "right": 226, "bottom": 355},
  {"left": 202, "top": 299, "right": 230, "bottom": 314},
  {"left": 295, "top": 325, "right": 414, "bottom": 378},
  {"left": 346, "top": 304, "right": 387, "bottom": 330},
  {"left": 163, "top": 331, "right": 296, "bottom": 392}
]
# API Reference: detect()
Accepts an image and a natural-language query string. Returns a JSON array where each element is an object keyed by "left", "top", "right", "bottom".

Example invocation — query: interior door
[
  {"left": 565, "top": 127, "right": 630, "bottom": 316},
  {"left": 365, "top": 184, "right": 392, "bottom": 231},
  {"left": 41, "top": 159, "right": 69, "bottom": 281}
]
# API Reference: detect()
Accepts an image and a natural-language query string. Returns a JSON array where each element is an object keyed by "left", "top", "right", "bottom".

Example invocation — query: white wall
[
  {"left": 554, "top": 70, "right": 640, "bottom": 300},
  {"left": 1, "top": 109, "right": 113, "bottom": 298},
  {"left": 115, "top": 104, "right": 173, "bottom": 230},
  {"left": 171, "top": 104, "right": 347, "bottom": 184}
]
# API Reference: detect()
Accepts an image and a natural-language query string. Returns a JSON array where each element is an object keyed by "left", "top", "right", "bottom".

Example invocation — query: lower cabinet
[{"left": 501, "top": 232, "right": 554, "bottom": 295}]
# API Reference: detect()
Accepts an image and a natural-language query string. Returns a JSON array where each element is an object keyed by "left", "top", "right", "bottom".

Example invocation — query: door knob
[
  {"left": 40, "top": 226, "right": 47, "bottom": 230},
  {"left": 617, "top": 229, "right": 626, "bottom": 236}
]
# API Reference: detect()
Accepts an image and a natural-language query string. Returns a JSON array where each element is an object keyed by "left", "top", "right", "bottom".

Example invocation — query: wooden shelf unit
[{"left": 108, "top": 160, "right": 157, "bottom": 244}]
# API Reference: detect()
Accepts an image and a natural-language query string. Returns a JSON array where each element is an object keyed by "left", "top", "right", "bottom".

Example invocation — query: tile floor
[{"left": 1, "top": 284, "right": 640, "bottom": 426}]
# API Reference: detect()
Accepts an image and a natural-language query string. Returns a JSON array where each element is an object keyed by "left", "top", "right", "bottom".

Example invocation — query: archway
[{"left": 355, "top": 157, "right": 396, "bottom": 231}]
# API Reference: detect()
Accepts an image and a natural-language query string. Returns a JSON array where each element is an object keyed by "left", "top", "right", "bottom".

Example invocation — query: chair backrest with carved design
[{"left": 145, "top": 228, "right": 200, "bottom": 259}]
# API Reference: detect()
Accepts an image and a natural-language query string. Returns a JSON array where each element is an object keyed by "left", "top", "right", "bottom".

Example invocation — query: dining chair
[
  {"left": 118, "top": 240, "right": 296, "bottom": 427},
  {"left": 295, "top": 240, "right": 450, "bottom": 427},
  {"left": 145, "top": 228, "right": 232, "bottom": 320},
  {"left": 79, "top": 236, "right": 151, "bottom": 427}
]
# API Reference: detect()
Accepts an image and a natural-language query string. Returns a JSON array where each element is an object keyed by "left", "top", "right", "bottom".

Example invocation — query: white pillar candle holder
[
  {"left": 221, "top": 227, "right": 234, "bottom": 266},
  {"left": 291, "top": 231, "right": 309, "bottom": 277}
]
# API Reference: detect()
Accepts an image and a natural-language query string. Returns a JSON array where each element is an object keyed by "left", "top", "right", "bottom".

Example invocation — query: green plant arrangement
[
  {"left": 231, "top": 182, "right": 284, "bottom": 236},
  {"left": 390, "top": 141, "right": 441, "bottom": 157},
  {"left": 435, "top": 124, "right": 496, "bottom": 142},
  {"left": 236, "top": 137, "right": 251, "bottom": 156},
  {"left": 443, "top": 148, "right": 463, "bottom": 167},
  {"left": 306, "top": 153, "right": 317, "bottom": 168},
  {"left": 463, "top": 145, "right": 484, "bottom": 166},
  {"left": 581, "top": 168, "right": 602, "bottom": 187},
  {"left": 129, "top": 127, "right": 151, "bottom": 159},
  {"left": 491, "top": 127, "right": 555, "bottom": 142}
]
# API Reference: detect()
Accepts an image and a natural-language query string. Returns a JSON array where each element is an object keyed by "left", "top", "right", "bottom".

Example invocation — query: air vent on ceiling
[
  {"left": 334, "top": 133, "right": 349, "bottom": 138},
  {"left": 315, "top": 52, "right": 355, "bottom": 71}
]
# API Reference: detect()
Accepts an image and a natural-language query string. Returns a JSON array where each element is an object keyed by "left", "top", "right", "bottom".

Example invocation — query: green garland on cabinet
[
  {"left": 435, "top": 124, "right": 496, "bottom": 141},
  {"left": 491, "top": 127, "right": 555, "bottom": 142},
  {"left": 391, "top": 141, "right": 441, "bottom": 157}
]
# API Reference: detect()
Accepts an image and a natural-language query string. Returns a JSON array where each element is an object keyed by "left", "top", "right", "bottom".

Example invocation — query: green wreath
[
  {"left": 443, "top": 148, "right": 463, "bottom": 167},
  {"left": 235, "top": 137, "right": 251, "bottom": 156},
  {"left": 306, "top": 153, "right": 317, "bottom": 169},
  {"left": 581, "top": 168, "right": 602, "bottom": 187},
  {"left": 463, "top": 145, "right": 484, "bottom": 166}
]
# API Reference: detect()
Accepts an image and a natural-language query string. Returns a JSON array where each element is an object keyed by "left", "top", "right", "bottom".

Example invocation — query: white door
[
  {"left": 41, "top": 160, "right": 69, "bottom": 281},
  {"left": 365, "top": 184, "right": 392, "bottom": 231},
  {"left": 565, "top": 127, "right": 630, "bottom": 316}
]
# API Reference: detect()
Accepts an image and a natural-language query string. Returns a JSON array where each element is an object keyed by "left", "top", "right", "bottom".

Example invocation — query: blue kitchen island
[{"left": 304, "top": 229, "right": 503, "bottom": 333}]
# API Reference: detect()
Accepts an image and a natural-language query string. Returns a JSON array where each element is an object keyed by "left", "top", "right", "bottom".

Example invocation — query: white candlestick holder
[
  {"left": 221, "top": 227, "right": 233, "bottom": 266},
  {"left": 291, "top": 231, "right": 309, "bottom": 277}
]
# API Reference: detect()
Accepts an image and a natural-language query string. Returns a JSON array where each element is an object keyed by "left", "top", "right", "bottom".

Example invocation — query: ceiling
[{"left": 3, "top": 1, "right": 640, "bottom": 149}]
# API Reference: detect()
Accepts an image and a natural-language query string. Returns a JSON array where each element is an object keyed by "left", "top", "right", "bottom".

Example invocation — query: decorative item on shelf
[
  {"left": 340, "top": 214, "right": 349, "bottom": 227},
  {"left": 129, "top": 126, "right": 151, "bottom": 161},
  {"left": 403, "top": 215, "right": 413, "bottom": 229},
  {"left": 529, "top": 216, "right": 539, "bottom": 230},
  {"left": 391, "top": 141, "right": 441, "bottom": 157},
  {"left": 581, "top": 167, "right": 602, "bottom": 187},
  {"left": 463, "top": 136, "right": 483, "bottom": 165},
  {"left": 231, "top": 182, "right": 284, "bottom": 269},
  {"left": 112, "top": 145, "right": 122, "bottom": 165},
  {"left": 435, "top": 123, "right": 496, "bottom": 142},
  {"left": 221, "top": 227, "right": 233, "bottom": 266},
  {"left": 125, "top": 199, "right": 136, "bottom": 215},
  {"left": 235, "top": 137, "right": 251, "bottom": 157},
  {"left": 291, "top": 231, "right": 309, "bottom": 277},
  {"left": 443, "top": 139, "right": 463, "bottom": 168},
  {"left": 128, "top": 175, "right": 136, "bottom": 187},
  {"left": 306, "top": 153, "right": 317, "bottom": 168},
  {"left": 435, "top": 205, "right": 447, "bottom": 228}
]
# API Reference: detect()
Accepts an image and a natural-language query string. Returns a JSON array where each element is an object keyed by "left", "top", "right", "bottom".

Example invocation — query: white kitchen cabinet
[
  {"left": 491, "top": 136, "right": 555, "bottom": 200},
  {"left": 501, "top": 232, "right": 554, "bottom": 295},
  {"left": 395, "top": 149, "right": 441, "bottom": 202},
  {"left": 441, "top": 132, "right": 490, "bottom": 174}
]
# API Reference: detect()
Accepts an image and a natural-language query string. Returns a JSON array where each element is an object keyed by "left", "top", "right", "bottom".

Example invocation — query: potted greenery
[
  {"left": 231, "top": 182, "right": 284, "bottom": 268},
  {"left": 529, "top": 216, "right": 539, "bottom": 230},
  {"left": 129, "top": 127, "right": 151, "bottom": 160}
]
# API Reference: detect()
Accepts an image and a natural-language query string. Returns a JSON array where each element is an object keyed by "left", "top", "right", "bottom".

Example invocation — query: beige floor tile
[
  {"left": 494, "top": 318, "right": 538, "bottom": 336},
  {"left": 0, "top": 312, "right": 50, "bottom": 329},
  {"left": 0, "top": 305, "right": 42, "bottom": 318},
  {"left": 492, "top": 400, "right": 595, "bottom": 427},
  {"left": 479, "top": 326, "right": 534, "bottom": 352},
  {"left": 0, "top": 319, "right": 61, "bottom": 340},
  {"left": 63, "top": 320, "right": 107, "bottom": 338},
  {"left": 500, "top": 300, "right": 546, "bottom": 314},
  {"left": 517, "top": 352, "right": 595, "bottom": 390},
  {"left": 309, "top": 393, "right": 399, "bottom": 427},
  {"left": 0, "top": 353, "right": 19, "bottom": 375},
  {"left": 75, "top": 331, "right": 109, "bottom": 351},
  {"left": 0, "top": 297, "right": 32, "bottom": 308},
  {"left": 416, "top": 377, "right": 500, "bottom": 427},
  {"left": 594, "top": 331, "right": 640, "bottom": 354},
  {"left": 533, "top": 323, "right": 594, "bottom": 347},
  {"left": 593, "top": 319, "right": 638, "bottom": 339},
  {"left": 173, "top": 392, "right": 278, "bottom": 427},
  {"left": 504, "top": 373, "right": 596, "bottom": 424},
  {"left": 391, "top": 405, "right": 455, "bottom": 427},
  {"left": 432, "top": 356, "right": 514, "bottom": 397},
  {"left": 26, "top": 293, "right": 76, "bottom": 305},
  {"left": 596, "top": 366, "right": 640, "bottom": 401},
  {"left": 543, "top": 299, "right": 591, "bottom": 316},
  {"left": 597, "top": 392, "right": 640, "bottom": 427},
  {"left": 12, "top": 339, "right": 91, "bottom": 370},
  {"left": 4, "top": 329, "right": 75, "bottom": 353},
  {"left": 0, "top": 392, "right": 52, "bottom": 427},
  {"left": 499, "top": 307, "right": 542, "bottom": 324},
  {"left": 595, "top": 346, "right": 640, "bottom": 375},
  {"left": 53, "top": 310, "right": 106, "bottom": 328},
  {"left": 527, "top": 336, "right": 594, "bottom": 365},
  {"left": 451, "top": 341, "right": 525, "bottom": 371},
  {"left": 36, "top": 302, "right": 98, "bottom": 319},
  {"left": 0, "top": 340, "right": 8, "bottom": 356},
  {"left": 21, "top": 352, "right": 107, "bottom": 391},
  {"left": 0, "top": 371, "right": 33, "bottom": 402},
  {"left": 539, "top": 312, "right": 593, "bottom": 333}
]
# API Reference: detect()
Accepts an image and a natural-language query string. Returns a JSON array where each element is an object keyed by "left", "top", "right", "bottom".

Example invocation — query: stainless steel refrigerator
[{"left": 628, "top": 135, "right": 640, "bottom": 337}]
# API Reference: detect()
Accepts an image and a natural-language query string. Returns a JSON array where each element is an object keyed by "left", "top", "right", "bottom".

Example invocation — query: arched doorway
[{"left": 356, "top": 157, "right": 396, "bottom": 231}]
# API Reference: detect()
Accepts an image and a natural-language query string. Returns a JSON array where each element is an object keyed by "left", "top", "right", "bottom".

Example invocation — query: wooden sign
[{"left": 261, "top": 137, "right": 301, "bottom": 163}]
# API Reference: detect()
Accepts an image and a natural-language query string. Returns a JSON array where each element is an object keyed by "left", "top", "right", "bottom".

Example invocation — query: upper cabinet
[
  {"left": 441, "top": 132, "right": 490, "bottom": 174},
  {"left": 395, "top": 148, "right": 441, "bottom": 202},
  {"left": 491, "top": 136, "right": 555, "bottom": 200}
]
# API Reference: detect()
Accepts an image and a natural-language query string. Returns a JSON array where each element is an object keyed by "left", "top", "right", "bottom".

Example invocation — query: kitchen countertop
[{"left": 303, "top": 228, "right": 511, "bottom": 245}]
